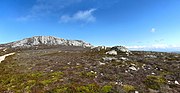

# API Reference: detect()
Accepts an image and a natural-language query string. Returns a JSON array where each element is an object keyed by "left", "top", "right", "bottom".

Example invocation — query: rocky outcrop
[
  {"left": 111, "top": 46, "right": 132, "bottom": 54},
  {"left": 92, "top": 46, "right": 132, "bottom": 56},
  {"left": 106, "top": 50, "right": 117, "bottom": 55},
  {"left": 2, "top": 36, "right": 93, "bottom": 48},
  {"left": 92, "top": 46, "right": 107, "bottom": 51}
]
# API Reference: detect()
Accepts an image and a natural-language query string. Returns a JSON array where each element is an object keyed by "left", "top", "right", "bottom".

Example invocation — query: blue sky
[{"left": 0, "top": 0, "right": 180, "bottom": 51}]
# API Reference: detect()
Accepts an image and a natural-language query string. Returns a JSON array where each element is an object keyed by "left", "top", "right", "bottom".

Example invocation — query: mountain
[{"left": 0, "top": 36, "right": 93, "bottom": 48}]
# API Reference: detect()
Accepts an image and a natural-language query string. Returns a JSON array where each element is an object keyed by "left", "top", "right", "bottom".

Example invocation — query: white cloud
[
  {"left": 60, "top": 8, "right": 97, "bottom": 23},
  {"left": 150, "top": 28, "right": 156, "bottom": 33},
  {"left": 126, "top": 44, "right": 180, "bottom": 51},
  {"left": 17, "top": 0, "right": 82, "bottom": 21},
  {"left": 126, "top": 45, "right": 146, "bottom": 49},
  {"left": 17, "top": 15, "right": 35, "bottom": 21}
]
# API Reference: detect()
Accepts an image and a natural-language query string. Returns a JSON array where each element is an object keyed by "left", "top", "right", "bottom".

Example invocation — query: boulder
[
  {"left": 111, "top": 46, "right": 130, "bottom": 52},
  {"left": 106, "top": 50, "right": 117, "bottom": 55},
  {"left": 102, "top": 57, "right": 117, "bottom": 61},
  {"left": 129, "top": 66, "right": 137, "bottom": 71},
  {"left": 111, "top": 46, "right": 132, "bottom": 55}
]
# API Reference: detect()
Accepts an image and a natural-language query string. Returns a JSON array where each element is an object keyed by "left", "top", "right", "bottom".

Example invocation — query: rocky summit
[
  {"left": 1, "top": 36, "right": 93, "bottom": 48},
  {"left": 0, "top": 37, "right": 180, "bottom": 93}
]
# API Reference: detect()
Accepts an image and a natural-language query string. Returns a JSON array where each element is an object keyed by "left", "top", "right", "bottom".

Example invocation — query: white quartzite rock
[
  {"left": 0, "top": 53, "right": 15, "bottom": 63},
  {"left": 106, "top": 50, "right": 117, "bottom": 55},
  {"left": 5, "top": 36, "right": 93, "bottom": 48}
]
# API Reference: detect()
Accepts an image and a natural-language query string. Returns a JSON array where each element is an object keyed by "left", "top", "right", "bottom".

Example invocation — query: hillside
[{"left": 0, "top": 37, "right": 180, "bottom": 93}]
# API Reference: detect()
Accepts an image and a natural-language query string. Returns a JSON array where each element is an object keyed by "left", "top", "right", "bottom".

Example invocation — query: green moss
[
  {"left": 76, "top": 86, "right": 90, "bottom": 92},
  {"left": 40, "top": 80, "right": 53, "bottom": 86},
  {"left": 30, "top": 72, "right": 43, "bottom": 78},
  {"left": 75, "top": 65, "right": 83, "bottom": 69},
  {"left": 86, "top": 72, "right": 96, "bottom": 77},
  {"left": 144, "top": 75, "right": 166, "bottom": 90},
  {"left": 27, "top": 80, "right": 36, "bottom": 84},
  {"left": 0, "top": 71, "right": 65, "bottom": 92},
  {"left": 26, "top": 80, "right": 36, "bottom": 88},
  {"left": 25, "top": 85, "right": 31, "bottom": 93},
  {"left": 50, "top": 71, "right": 64, "bottom": 77},
  {"left": 123, "top": 85, "right": 135, "bottom": 93},
  {"left": 101, "top": 85, "right": 112, "bottom": 93},
  {"left": 50, "top": 87, "right": 68, "bottom": 93},
  {"left": 62, "top": 66, "right": 69, "bottom": 70},
  {"left": 80, "top": 71, "right": 97, "bottom": 78},
  {"left": 48, "top": 83, "right": 100, "bottom": 93},
  {"left": 40, "top": 72, "right": 64, "bottom": 86}
]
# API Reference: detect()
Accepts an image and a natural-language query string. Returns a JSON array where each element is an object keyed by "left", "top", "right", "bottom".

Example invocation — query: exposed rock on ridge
[
  {"left": 2, "top": 36, "right": 93, "bottom": 48},
  {"left": 92, "top": 46, "right": 132, "bottom": 55}
]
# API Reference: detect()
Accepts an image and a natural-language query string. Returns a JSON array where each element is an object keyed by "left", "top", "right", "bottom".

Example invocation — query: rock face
[
  {"left": 106, "top": 50, "right": 118, "bottom": 55},
  {"left": 2, "top": 36, "right": 93, "bottom": 48}
]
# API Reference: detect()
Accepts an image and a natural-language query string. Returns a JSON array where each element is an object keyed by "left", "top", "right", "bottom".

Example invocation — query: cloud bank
[{"left": 126, "top": 44, "right": 180, "bottom": 51}]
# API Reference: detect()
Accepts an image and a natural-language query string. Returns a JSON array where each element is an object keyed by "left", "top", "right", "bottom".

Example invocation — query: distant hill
[{"left": 0, "top": 36, "right": 93, "bottom": 48}]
